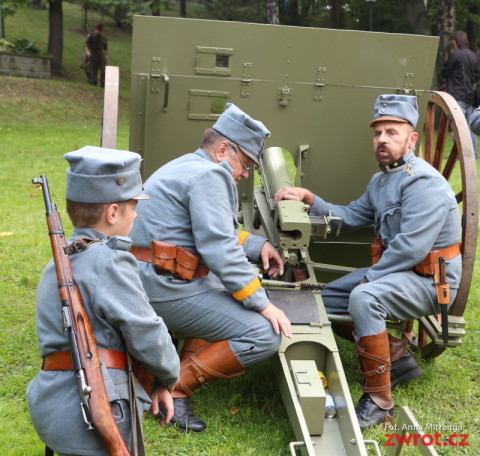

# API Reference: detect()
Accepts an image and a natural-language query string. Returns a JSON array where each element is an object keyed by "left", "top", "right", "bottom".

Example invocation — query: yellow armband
[
  {"left": 237, "top": 231, "right": 251, "bottom": 246},
  {"left": 232, "top": 277, "right": 261, "bottom": 301}
]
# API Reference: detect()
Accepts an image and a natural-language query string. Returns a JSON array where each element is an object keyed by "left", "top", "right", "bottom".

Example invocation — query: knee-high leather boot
[
  {"left": 171, "top": 339, "right": 246, "bottom": 432},
  {"left": 133, "top": 338, "right": 212, "bottom": 397},
  {"left": 355, "top": 331, "right": 395, "bottom": 429},
  {"left": 332, "top": 323, "right": 423, "bottom": 387},
  {"left": 179, "top": 338, "right": 211, "bottom": 362}
]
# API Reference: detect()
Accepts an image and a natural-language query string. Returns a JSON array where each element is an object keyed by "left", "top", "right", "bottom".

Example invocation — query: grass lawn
[{"left": 1, "top": 3, "right": 480, "bottom": 456}]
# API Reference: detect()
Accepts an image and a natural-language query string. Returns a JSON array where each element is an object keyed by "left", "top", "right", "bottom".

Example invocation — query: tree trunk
[
  {"left": 266, "top": 0, "right": 279, "bottom": 25},
  {"left": 151, "top": 0, "right": 162, "bottom": 16},
  {"left": 48, "top": 0, "right": 63, "bottom": 77},
  {"left": 437, "top": 0, "right": 455, "bottom": 66},
  {"left": 82, "top": 2, "right": 88, "bottom": 32},
  {"left": 465, "top": 3, "right": 479, "bottom": 52},
  {"left": 330, "top": 0, "right": 345, "bottom": 29},
  {"left": 180, "top": 0, "right": 186, "bottom": 18},
  {"left": 405, "top": 0, "right": 431, "bottom": 35}
]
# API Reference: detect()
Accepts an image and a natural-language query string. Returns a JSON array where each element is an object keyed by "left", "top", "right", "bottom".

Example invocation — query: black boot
[
  {"left": 391, "top": 350, "right": 423, "bottom": 386},
  {"left": 388, "top": 334, "right": 422, "bottom": 387},
  {"left": 355, "top": 393, "right": 394, "bottom": 429},
  {"left": 170, "top": 397, "right": 207, "bottom": 432}
]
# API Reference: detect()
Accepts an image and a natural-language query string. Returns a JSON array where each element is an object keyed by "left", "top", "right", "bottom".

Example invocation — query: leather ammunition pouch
[
  {"left": 370, "top": 236, "right": 384, "bottom": 266},
  {"left": 151, "top": 240, "right": 177, "bottom": 273},
  {"left": 131, "top": 241, "right": 209, "bottom": 281}
]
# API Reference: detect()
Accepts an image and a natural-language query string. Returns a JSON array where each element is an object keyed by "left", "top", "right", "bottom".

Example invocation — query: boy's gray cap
[
  {"left": 369, "top": 94, "right": 419, "bottom": 128},
  {"left": 64, "top": 146, "right": 148, "bottom": 203},
  {"left": 212, "top": 103, "right": 271, "bottom": 165}
]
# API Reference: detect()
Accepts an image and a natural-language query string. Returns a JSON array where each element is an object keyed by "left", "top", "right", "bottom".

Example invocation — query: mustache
[{"left": 376, "top": 144, "right": 390, "bottom": 153}]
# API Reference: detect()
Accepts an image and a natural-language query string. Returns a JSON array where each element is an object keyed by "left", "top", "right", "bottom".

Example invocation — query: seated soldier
[{"left": 274, "top": 94, "right": 462, "bottom": 429}]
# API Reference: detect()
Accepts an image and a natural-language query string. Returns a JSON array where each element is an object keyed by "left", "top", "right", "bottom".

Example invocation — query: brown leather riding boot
[
  {"left": 170, "top": 340, "right": 246, "bottom": 433},
  {"left": 179, "top": 338, "right": 211, "bottom": 362},
  {"left": 174, "top": 339, "right": 246, "bottom": 397},
  {"left": 355, "top": 331, "right": 394, "bottom": 428}
]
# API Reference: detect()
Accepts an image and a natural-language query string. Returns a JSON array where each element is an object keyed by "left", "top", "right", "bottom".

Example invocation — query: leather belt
[
  {"left": 130, "top": 245, "right": 156, "bottom": 263},
  {"left": 413, "top": 243, "right": 461, "bottom": 276},
  {"left": 42, "top": 349, "right": 127, "bottom": 371}
]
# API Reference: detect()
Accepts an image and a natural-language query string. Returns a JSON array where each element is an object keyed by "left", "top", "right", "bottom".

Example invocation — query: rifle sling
[{"left": 64, "top": 237, "right": 101, "bottom": 255}]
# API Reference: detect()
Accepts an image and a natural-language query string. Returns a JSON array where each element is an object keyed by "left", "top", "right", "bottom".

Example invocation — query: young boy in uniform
[{"left": 27, "top": 146, "right": 180, "bottom": 455}]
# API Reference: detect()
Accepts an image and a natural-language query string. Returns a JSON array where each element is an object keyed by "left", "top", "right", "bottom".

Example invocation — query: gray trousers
[
  {"left": 457, "top": 100, "right": 478, "bottom": 156},
  {"left": 151, "top": 289, "right": 281, "bottom": 368},
  {"left": 321, "top": 267, "right": 453, "bottom": 339}
]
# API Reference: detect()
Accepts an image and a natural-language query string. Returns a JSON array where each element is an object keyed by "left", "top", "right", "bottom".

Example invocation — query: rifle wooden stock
[{"left": 33, "top": 175, "right": 131, "bottom": 456}]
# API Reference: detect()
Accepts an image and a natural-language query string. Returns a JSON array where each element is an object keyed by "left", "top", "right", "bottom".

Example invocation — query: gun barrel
[
  {"left": 32, "top": 175, "right": 55, "bottom": 215},
  {"left": 260, "top": 147, "right": 292, "bottom": 204}
]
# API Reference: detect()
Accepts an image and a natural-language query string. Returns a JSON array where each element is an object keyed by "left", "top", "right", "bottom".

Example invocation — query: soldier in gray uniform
[
  {"left": 274, "top": 94, "right": 462, "bottom": 429},
  {"left": 130, "top": 103, "right": 292, "bottom": 432},
  {"left": 469, "top": 105, "right": 480, "bottom": 143},
  {"left": 27, "top": 146, "right": 180, "bottom": 455}
]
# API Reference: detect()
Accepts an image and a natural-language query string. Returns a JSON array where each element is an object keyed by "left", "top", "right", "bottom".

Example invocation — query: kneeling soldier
[{"left": 27, "top": 146, "right": 180, "bottom": 455}]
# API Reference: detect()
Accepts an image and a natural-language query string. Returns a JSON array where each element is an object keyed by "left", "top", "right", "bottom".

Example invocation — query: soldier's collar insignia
[{"left": 379, "top": 157, "right": 407, "bottom": 174}]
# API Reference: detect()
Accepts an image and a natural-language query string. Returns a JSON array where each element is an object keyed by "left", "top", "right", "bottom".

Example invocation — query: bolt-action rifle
[{"left": 32, "top": 174, "right": 131, "bottom": 456}]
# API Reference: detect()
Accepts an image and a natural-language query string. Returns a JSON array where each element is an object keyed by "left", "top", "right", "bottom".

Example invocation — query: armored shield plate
[
  {"left": 130, "top": 16, "right": 439, "bottom": 272},
  {"left": 130, "top": 15, "right": 438, "bottom": 202}
]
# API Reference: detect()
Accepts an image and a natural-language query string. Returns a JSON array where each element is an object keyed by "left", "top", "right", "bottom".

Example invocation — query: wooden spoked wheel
[{"left": 413, "top": 91, "right": 478, "bottom": 358}]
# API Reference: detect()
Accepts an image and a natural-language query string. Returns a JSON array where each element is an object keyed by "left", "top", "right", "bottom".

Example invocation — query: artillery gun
[{"left": 102, "top": 15, "right": 477, "bottom": 455}]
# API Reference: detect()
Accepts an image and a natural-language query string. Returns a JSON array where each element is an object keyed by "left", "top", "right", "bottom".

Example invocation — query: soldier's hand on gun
[
  {"left": 260, "top": 241, "right": 284, "bottom": 278},
  {"left": 151, "top": 386, "right": 174, "bottom": 426},
  {"left": 274, "top": 186, "right": 315, "bottom": 207},
  {"left": 260, "top": 302, "right": 292, "bottom": 338}
]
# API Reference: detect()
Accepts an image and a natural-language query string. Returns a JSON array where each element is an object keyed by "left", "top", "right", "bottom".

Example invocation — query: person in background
[
  {"left": 84, "top": 23, "right": 108, "bottom": 87},
  {"left": 441, "top": 30, "right": 480, "bottom": 159}
]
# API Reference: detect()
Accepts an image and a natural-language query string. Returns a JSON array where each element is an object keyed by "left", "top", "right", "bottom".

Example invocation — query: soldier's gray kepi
[
  {"left": 212, "top": 103, "right": 271, "bottom": 165},
  {"left": 64, "top": 146, "right": 148, "bottom": 203},
  {"left": 369, "top": 94, "right": 419, "bottom": 128}
]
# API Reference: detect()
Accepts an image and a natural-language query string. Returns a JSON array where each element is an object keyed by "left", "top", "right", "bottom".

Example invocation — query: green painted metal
[
  {"left": 130, "top": 16, "right": 438, "bottom": 203},
  {"left": 129, "top": 16, "right": 440, "bottom": 455}
]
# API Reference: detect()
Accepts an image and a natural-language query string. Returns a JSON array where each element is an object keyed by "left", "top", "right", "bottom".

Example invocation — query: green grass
[
  {"left": 4, "top": 2, "right": 134, "bottom": 97},
  {"left": 1, "top": 3, "right": 480, "bottom": 456}
]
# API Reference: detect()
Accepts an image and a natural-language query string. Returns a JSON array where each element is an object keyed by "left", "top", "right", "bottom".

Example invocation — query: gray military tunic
[
  {"left": 130, "top": 149, "right": 281, "bottom": 367},
  {"left": 314, "top": 151, "right": 462, "bottom": 337},
  {"left": 27, "top": 227, "right": 179, "bottom": 455},
  {"left": 469, "top": 106, "right": 480, "bottom": 135}
]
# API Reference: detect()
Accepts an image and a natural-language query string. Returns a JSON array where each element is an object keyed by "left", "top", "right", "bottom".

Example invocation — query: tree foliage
[
  {"left": 5, "top": 0, "right": 480, "bottom": 85},
  {"left": 0, "top": 0, "right": 29, "bottom": 38},
  {"left": 202, "top": 0, "right": 267, "bottom": 24}
]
